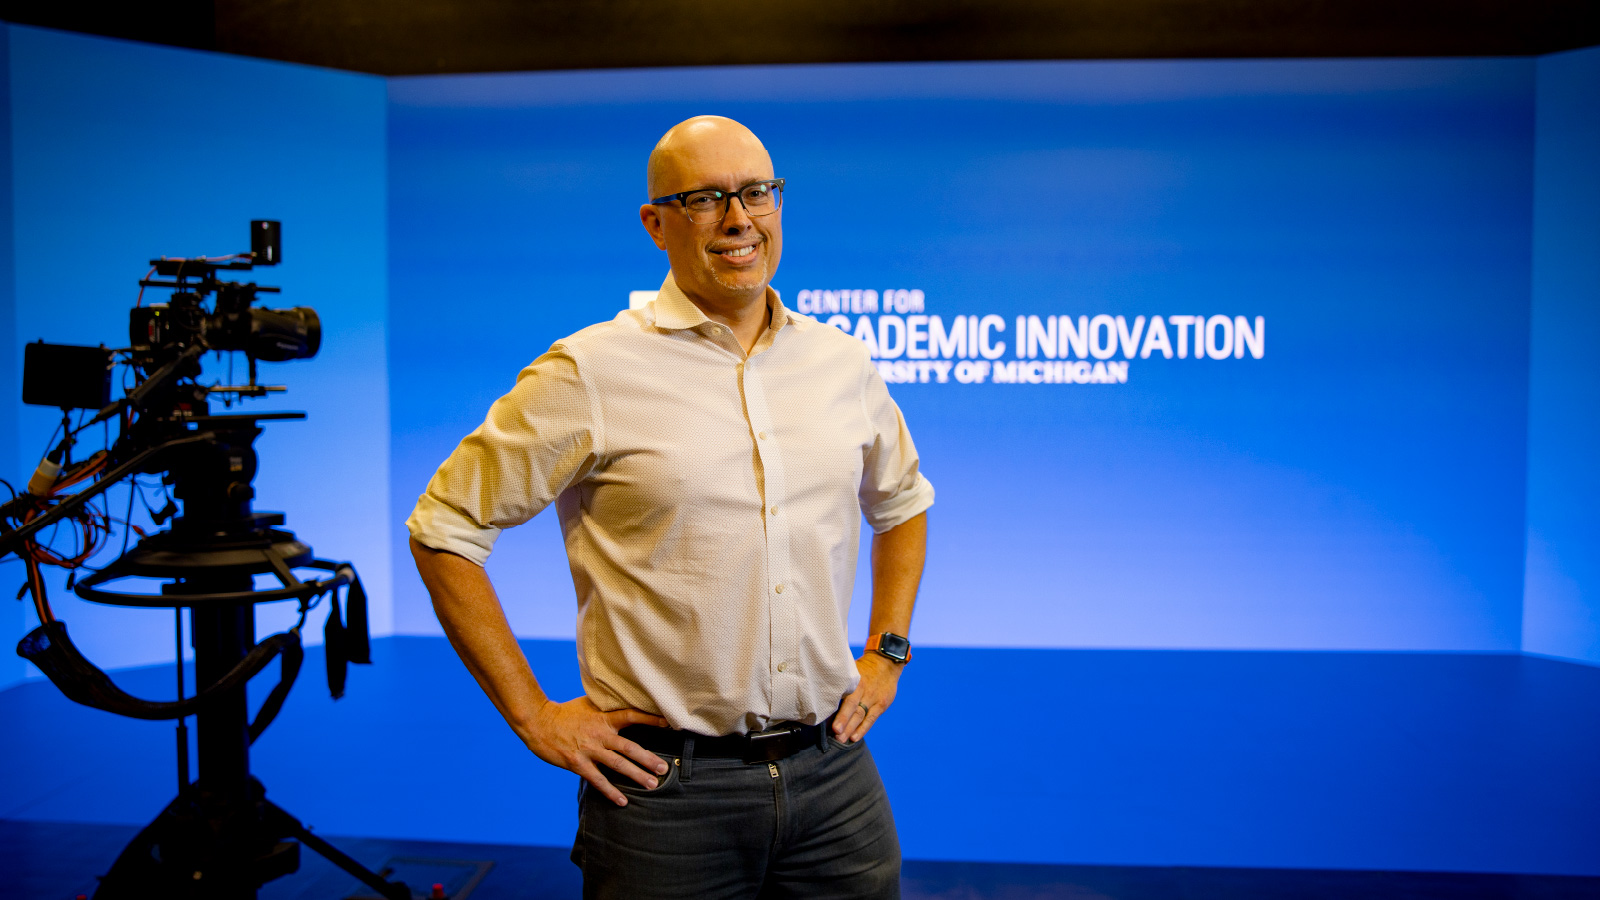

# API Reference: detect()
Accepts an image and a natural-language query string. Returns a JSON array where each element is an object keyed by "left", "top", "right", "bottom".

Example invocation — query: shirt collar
[{"left": 652, "top": 272, "right": 807, "bottom": 335}]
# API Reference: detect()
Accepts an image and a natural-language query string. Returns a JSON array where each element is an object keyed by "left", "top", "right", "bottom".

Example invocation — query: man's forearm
[
  {"left": 867, "top": 511, "right": 927, "bottom": 638},
  {"left": 410, "top": 537, "right": 548, "bottom": 738},
  {"left": 411, "top": 537, "right": 668, "bottom": 804},
  {"left": 836, "top": 511, "right": 927, "bottom": 741}
]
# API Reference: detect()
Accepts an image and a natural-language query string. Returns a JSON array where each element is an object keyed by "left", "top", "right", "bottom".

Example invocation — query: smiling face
[{"left": 640, "top": 117, "right": 783, "bottom": 315}]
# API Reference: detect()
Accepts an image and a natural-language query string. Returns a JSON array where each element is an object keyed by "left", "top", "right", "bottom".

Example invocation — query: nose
[{"left": 720, "top": 194, "right": 755, "bottom": 232}]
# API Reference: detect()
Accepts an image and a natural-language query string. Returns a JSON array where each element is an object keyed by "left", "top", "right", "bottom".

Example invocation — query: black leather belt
[{"left": 620, "top": 718, "right": 829, "bottom": 764}]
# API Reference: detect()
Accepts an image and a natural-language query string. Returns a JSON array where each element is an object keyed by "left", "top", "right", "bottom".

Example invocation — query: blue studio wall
[
  {"left": 0, "top": 24, "right": 392, "bottom": 683},
  {"left": 377, "top": 57, "right": 1600, "bottom": 874},
  {"left": 1524, "top": 45, "right": 1600, "bottom": 663},
  {"left": 0, "top": 30, "right": 18, "bottom": 688},
  {"left": 389, "top": 59, "right": 1536, "bottom": 652},
  {"left": 2, "top": 23, "right": 1599, "bottom": 879}
]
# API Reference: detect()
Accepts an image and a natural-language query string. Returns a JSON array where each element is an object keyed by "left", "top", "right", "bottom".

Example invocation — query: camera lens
[{"left": 249, "top": 307, "right": 321, "bottom": 361}]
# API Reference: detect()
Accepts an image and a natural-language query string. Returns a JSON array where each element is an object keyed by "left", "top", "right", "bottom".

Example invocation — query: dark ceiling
[{"left": 4, "top": 0, "right": 1599, "bottom": 76}]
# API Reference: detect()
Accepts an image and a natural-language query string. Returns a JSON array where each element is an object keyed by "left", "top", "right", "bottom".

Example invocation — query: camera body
[
  {"left": 13, "top": 220, "right": 322, "bottom": 541},
  {"left": 130, "top": 285, "right": 319, "bottom": 366},
  {"left": 23, "top": 220, "right": 318, "bottom": 413},
  {"left": 128, "top": 219, "right": 318, "bottom": 381}
]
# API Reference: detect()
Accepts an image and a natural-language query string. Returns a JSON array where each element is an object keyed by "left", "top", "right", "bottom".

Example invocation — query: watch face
[{"left": 878, "top": 633, "right": 911, "bottom": 661}]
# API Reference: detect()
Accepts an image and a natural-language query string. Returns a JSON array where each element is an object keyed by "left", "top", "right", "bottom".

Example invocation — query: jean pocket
[
  {"left": 827, "top": 734, "right": 867, "bottom": 752},
  {"left": 602, "top": 752, "right": 678, "bottom": 794}
]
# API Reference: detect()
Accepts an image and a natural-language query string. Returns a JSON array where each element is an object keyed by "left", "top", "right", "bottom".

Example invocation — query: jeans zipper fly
[{"left": 769, "top": 761, "right": 787, "bottom": 848}]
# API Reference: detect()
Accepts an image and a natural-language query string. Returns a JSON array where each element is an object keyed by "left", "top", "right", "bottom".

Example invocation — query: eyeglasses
[{"left": 650, "top": 179, "right": 785, "bottom": 225}]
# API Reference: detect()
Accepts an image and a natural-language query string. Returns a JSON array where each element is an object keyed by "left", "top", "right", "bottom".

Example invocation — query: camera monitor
[{"left": 22, "top": 341, "right": 112, "bottom": 410}]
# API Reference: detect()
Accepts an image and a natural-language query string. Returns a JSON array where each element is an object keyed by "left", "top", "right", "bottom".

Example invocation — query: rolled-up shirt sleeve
[
  {"left": 406, "top": 346, "right": 600, "bottom": 566},
  {"left": 857, "top": 359, "right": 935, "bottom": 533}
]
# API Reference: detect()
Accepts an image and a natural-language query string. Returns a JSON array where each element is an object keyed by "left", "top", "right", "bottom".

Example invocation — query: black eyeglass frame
[{"left": 650, "top": 178, "right": 786, "bottom": 221}]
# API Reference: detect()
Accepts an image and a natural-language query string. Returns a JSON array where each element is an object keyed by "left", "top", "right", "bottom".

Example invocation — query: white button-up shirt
[{"left": 407, "top": 273, "right": 935, "bottom": 736}]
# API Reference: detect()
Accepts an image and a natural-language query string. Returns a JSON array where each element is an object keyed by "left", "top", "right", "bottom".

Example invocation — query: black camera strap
[
  {"left": 17, "top": 619, "right": 302, "bottom": 743},
  {"left": 318, "top": 565, "right": 371, "bottom": 700},
  {"left": 324, "top": 588, "right": 348, "bottom": 700},
  {"left": 344, "top": 571, "right": 371, "bottom": 664},
  {"left": 248, "top": 634, "right": 303, "bottom": 744}
]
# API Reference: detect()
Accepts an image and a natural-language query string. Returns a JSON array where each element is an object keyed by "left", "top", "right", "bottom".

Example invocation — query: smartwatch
[{"left": 866, "top": 632, "right": 912, "bottom": 664}]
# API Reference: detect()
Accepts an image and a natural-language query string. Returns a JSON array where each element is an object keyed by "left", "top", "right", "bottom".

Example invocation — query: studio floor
[
  {"left": 4, "top": 818, "right": 1600, "bottom": 900},
  {"left": 4, "top": 637, "right": 1600, "bottom": 897}
]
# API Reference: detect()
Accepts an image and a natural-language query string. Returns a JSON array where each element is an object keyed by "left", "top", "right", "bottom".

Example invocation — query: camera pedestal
[
  {"left": 3, "top": 226, "right": 400, "bottom": 898},
  {"left": 79, "top": 545, "right": 409, "bottom": 900}
]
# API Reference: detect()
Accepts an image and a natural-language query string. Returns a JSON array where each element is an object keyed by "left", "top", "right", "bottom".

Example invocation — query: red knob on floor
[{"left": 431, "top": 884, "right": 446, "bottom": 899}]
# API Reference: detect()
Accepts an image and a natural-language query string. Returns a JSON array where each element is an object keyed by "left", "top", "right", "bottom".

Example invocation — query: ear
[{"left": 639, "top": 204, "right": 668, "bottom": 250}]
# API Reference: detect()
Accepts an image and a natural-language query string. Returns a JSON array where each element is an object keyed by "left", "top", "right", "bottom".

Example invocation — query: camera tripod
[{"left": 36, "top": 413, "right": 411, "bottom": 900}]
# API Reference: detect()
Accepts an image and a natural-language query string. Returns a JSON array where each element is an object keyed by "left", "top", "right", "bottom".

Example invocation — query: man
[{"left": 407, "top": 115, "right": 933, "bottom": 899}]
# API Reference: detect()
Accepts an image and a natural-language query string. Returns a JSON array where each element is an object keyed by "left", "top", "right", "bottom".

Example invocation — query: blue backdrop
[
  {"left": 389, "top": 59, "right": 1535, "bottom": 653},
  {"left": 1524, "top": 47, "right": 1600, "bottom": 663},
  {"left": 3, "top": 26, "right": 1600, "bottom": 879}
]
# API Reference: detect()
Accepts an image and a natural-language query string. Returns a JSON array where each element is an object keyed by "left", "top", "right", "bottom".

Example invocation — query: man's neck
[{"left": 685, "top": 286, "right": 772, "bottom": 356}]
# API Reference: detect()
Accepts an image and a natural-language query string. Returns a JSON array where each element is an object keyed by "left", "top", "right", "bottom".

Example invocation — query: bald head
[
  {"left": 639, "top": 115, "right": 783, "bottom": 323},
  {"left": 647, "top": 116, "right": 773, "bottom": 199}
]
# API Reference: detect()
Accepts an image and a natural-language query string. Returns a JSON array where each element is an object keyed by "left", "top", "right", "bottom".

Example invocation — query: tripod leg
[{"left": 262, "top": 802, "right": 411, "bottom": 900}]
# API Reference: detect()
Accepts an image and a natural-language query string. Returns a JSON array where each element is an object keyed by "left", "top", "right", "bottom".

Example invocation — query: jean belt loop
[
  {"left": 817, "top": 716, "right": 829, "bottom": 753},
  {"left": 681, "top": 735, "right": 695, "bottom": 783}
]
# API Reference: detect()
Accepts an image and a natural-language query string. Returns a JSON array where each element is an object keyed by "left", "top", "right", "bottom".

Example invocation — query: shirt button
[
  {"left": 769, "top": 506, "right": 778, "bottom": 516},
  {"left": 774, "top": 583, "right": 785, "bottom": 594},
  {"left": 777, "top": 661, "right": 788, "bottom": 673},
  {"left": 758, "top": 431, "right": 768, "bottom": 440}
]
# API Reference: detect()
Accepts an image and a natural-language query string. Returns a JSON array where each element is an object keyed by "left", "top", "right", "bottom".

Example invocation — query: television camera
[{"left": 0, "top": 222, "right": 409, "bottom": 899}]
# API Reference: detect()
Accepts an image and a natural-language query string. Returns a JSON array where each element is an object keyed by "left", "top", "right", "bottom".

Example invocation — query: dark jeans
[{"left": 571, "top": 734, "right": 901, "bottom": 899}]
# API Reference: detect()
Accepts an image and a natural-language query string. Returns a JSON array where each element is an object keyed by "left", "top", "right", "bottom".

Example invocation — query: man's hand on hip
[
  {"left": 834, "top": 652, "right": 904, "bottom": 744},
  {"left": 523, "top": 696, "right": 670, "bottom": 807}
]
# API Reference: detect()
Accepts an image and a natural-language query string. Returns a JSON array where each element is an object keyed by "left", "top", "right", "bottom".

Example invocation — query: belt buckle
[{"left": 744, "top": 724, "right": 803, "bottom": 764}]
